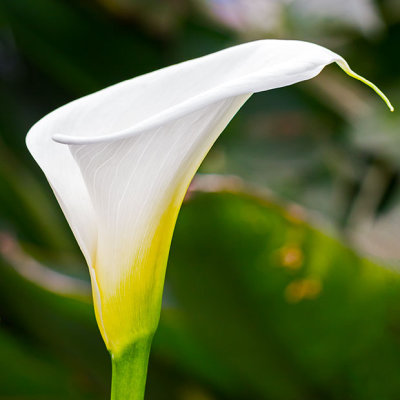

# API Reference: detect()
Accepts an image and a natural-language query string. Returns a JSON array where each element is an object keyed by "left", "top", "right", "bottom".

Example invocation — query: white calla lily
[{"left": 26, "top": 39, "right": 392, "bottom": 398}]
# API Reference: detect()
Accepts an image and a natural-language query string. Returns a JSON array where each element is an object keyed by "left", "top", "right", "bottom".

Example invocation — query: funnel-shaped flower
[{"left": 26, "top": 40, "right": 392, "bottom": 399}]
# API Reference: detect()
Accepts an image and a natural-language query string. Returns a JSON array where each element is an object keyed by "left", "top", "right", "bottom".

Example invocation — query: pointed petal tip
[{"left": 336, "top": 59, "right": 394, "bottom": 112}]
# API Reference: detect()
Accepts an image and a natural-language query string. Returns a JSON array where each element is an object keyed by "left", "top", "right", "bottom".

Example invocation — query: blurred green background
[{"left": 1, "top": 0, "right": 400, "bottom": 398}]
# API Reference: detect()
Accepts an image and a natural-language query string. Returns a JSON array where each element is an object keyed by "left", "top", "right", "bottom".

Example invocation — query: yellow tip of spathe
[{"left": 337, "top": 60, "right": 394, "bottom": 112}]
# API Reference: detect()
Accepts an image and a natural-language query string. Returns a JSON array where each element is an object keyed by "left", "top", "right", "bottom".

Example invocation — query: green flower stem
[{"left": 110, "top": 335, "right": 153, "bottom": 400}]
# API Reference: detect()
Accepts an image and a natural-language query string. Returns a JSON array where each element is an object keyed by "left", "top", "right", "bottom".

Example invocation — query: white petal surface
[
  {"left": 26, "top": 116, "right": 96, "bottom": 266},
  {"left": 52, "top": 40, "right": 340, "bottom": 144},
  {"left": 71, "top": 95, "right": 250, "bottom": 286},
  {"left": 27, "top": 40, "right": 341, "bottom": 268}
]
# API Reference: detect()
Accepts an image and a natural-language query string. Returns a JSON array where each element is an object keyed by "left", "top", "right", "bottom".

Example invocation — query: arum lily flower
[{"left": 26, "top": 40, "right": 392, "bottom": 399}]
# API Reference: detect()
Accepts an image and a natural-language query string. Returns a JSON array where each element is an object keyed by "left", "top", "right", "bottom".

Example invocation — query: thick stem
[{"left": 110, "top": 335, "right": 153, "bottom": 400}]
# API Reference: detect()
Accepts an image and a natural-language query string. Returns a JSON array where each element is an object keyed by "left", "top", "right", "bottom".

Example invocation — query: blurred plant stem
[{"left": 111, "top": 335, "right": 153, "bottom": 400}]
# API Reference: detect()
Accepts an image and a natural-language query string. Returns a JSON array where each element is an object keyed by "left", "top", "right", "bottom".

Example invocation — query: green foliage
[{"left": 163, "top": 191, "right": 400, "bottom": 400}]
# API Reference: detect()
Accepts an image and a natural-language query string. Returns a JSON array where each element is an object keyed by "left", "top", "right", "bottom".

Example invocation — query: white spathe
[{"left": 26, "top": 40, "right": 390, "bottom": 352}]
